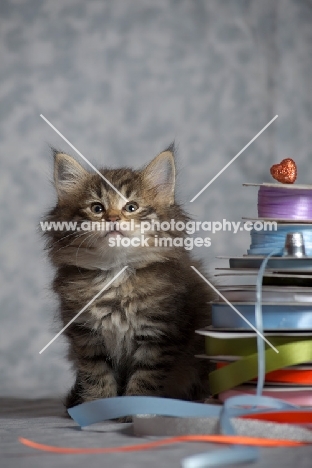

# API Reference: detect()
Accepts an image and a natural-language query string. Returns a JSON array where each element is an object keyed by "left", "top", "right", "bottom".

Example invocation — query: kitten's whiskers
[
  {"left": 86, "top": 233, "right": 98, "bottom": 249},
  {"left": 49, "top": 230, "right": 83, "bottom": 249},
  {"left": 75, "top": 232, "right": 96, "bottom": 268},
  {"left": 53, "top": 232, "right": 87, "bottom": 255}
]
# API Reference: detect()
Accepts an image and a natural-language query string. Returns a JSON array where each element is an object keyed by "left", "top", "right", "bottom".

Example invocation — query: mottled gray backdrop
[{"left": 1, "top": 0, "right": 312, "bottom": 397}]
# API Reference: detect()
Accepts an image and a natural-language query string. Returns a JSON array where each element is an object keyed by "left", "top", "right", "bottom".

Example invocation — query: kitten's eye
[
  {"left": 124, "top": 201, "right": 139, "bottom": 213},
  {"left": 91, "top": 203, "right": 104, "bottom": 214}
]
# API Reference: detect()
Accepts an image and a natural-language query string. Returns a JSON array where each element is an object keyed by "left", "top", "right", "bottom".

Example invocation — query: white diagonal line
[
  {"left": 191, "top": 266, "right": 279, "bottom": 353},
  {"left": 190, "top": 115, "right": 278, "bottom": 202},
  {"left": 40, "top": 114, "right": 128, "bottom": 202},
  {"left": 39, "top": 266, "right": 128, "bottom": 354}
]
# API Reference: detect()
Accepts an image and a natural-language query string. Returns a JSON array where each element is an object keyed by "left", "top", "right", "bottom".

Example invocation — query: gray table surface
[{"left": 1, "top": 397, "right": 312, "bottom": 468}]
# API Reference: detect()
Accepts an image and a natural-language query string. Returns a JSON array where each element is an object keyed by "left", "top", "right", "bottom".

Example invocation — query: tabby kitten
[{"left": 44, "top": 146, "right": 212, "bottom": 408}]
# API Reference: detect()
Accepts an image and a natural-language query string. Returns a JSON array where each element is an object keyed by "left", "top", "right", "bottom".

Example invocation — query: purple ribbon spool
[{"left": 258, "top": 186, "right": 312, "bottom": 220}]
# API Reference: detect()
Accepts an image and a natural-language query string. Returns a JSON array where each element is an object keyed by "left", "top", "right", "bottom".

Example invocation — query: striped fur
[{"left": 44, "top": 147, "right": 213, "bottom": 408}]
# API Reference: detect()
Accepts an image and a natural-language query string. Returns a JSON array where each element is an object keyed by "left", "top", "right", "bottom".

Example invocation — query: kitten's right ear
[
  {"left": 142, "top": 147, "right": 176, "bottom": 204},
  {"left": 53, "top": 152, "right": 87, "bottom": 198}
]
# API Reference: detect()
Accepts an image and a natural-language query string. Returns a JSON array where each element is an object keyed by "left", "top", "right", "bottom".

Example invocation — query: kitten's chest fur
[
  {"left": 86, "top": 279, "right": 142, "bottom": 361},
  {"left": 59, "top": 266, "right": 170, "bottom": 362}
]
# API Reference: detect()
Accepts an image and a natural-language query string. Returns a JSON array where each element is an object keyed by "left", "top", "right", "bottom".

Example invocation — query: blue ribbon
[
  {"left": 68, "top": 396, "right": 220, "bottom": 427},
  {"left": 248, "top": 225, "right": 312, "bottom": 256},
  {"left": 68, "top": 394, "right": 297, "bottom": 428},
  {"left": 182, "top": 446, "right": 256, "bottom": 468},
  {"left": 211, "top": 304, "right": 312, "bottom": 329},
  {"left": 255, "top": 249, "right": 281, "bottom": 396}
]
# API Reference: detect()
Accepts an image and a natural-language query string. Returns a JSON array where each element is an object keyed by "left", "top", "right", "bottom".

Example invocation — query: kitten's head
[{"left": 44, "top": 145, "right": 190, "bottom": 270}]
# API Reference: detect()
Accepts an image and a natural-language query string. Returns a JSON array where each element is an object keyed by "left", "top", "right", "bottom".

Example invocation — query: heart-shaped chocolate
[{"left": 270, "top": 158, "right": 297, "bottom": 184}]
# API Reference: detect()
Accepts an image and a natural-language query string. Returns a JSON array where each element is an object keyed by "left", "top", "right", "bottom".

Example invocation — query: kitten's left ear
[
  {"left": 53, "top": 152, "right": 88, "bottom": 198},
  {"left": 143, "top": 147, "right": 176, "bottom": 204}
]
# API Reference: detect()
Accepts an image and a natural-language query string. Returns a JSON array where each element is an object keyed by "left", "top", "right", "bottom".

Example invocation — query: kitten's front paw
[
  {"left": 65, "top": 387, "right": 84, "bottom": 410},
  {"left": 65, "top": 375, "right": 118, "bottom": 409},
  {"left": 125, "top": 380, "right": 164, "bottom": 397}
]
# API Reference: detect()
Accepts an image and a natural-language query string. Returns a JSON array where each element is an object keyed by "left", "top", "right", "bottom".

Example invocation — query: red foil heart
[{"left": 270, "top": 158, "right": 297, "bottom": 184}]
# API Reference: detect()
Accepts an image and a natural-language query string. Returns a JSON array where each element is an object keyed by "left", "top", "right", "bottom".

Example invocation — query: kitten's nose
[
  {"left": 106, "top": 210, "right": 120, "bottom": 222},
  {"left": 108, "top": 216, "right": 120, "bottom": 222}
]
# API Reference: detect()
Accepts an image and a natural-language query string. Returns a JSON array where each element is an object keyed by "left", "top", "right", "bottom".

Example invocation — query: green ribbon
[
  {"left": 205, "top": 335, "right": 309, "bottom": 357},
  {"left": 209, "top": 340, "right": 312, "bottom": 395}
]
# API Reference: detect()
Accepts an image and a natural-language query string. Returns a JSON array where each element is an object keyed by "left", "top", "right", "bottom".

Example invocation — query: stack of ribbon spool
[{"left": 197, "top": 182, "right": 312, "bottom": 406}]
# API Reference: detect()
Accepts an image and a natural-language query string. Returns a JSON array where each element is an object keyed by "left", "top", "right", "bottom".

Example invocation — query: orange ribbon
[
  {"left": 242, "top": 410, "right": 312, "bottom": 425},
  {"left": 216, "top": 362, "right": 312, "bottom": 385},
  {"left": 19, "top": 434, "right": 310, "bottom": 455}
]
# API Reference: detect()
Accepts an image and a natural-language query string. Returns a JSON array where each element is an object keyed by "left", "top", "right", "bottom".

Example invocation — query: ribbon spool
[
  {"left": 216, "top": 362, "right": 312, "bottom": 385},
  {"left": 257, "top": 185, "right": 312, "bottom": 220},
  {"left": 247, "top": 225, "right": 312, "bottom": 256},
  {"left": 211, "top": 304, "right": 312, "bottom": 329},
  {"left": 219, "top": 388, "right": 312, "bottom": 406},
  {"left": 208, "top": 340, "right": 312, "bottom": 395}
]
